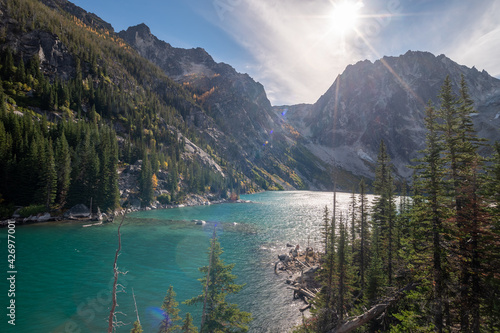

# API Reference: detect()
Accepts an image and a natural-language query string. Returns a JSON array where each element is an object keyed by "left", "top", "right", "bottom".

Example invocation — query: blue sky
[{"left": 70, "top": 0, "right": 500, "bottom": 106}]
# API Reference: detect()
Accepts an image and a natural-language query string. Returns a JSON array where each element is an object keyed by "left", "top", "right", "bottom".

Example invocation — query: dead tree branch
[{"left": 328, "top": 282, "right": 418, "bottom": 333}]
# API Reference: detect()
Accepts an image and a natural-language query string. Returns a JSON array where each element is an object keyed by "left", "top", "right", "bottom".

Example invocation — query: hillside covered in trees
[{"left": 0, "top": 0, "right": 263, "bottom": 218}]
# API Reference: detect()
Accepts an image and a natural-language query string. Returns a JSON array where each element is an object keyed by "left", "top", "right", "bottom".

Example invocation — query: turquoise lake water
[{"left": 0, "top": 191, "right": 364, "bottom": 333}]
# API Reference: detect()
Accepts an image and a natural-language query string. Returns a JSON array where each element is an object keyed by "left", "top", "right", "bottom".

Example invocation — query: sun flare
[{"left": 330, "top": 1, "right": 364, "bottom": 33}]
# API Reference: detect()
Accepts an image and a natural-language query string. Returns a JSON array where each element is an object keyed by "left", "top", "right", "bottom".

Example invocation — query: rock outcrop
[{"left": 0, "top": 14, "right": 75, "bottom": 80}]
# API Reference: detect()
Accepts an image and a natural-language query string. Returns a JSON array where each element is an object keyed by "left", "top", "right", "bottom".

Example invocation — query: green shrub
[
  {"left": 18, "top": 204, "right": 46, "bottom": 218},
  {"left": 157, "top": 193, "right": 171, "bottom": 205}
]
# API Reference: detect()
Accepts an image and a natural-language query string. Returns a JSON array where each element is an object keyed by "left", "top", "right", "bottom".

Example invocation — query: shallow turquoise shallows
[{"left": 1, "top": 191, "right": 367, "bottom": 333}]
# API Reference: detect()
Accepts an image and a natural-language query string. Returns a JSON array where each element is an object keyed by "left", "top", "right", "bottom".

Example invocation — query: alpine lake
[{"left": 1, "top": 191, "right": 376, "bottom": 333}]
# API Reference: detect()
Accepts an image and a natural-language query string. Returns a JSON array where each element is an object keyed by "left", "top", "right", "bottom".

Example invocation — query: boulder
[
  {"left": 65, "top": 204, "right": 91, "bottom": 218},
  {"left": 37, "top": 212, "right": 51, "bottom": 222}
]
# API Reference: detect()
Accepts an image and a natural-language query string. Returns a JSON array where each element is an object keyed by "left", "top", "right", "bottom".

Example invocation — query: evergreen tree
[
  {"left": 366, "top": 222, "right": 384, "bottom": 304},
  {"left": 140, "top": 153, "right": 154, "bottom": 207},
  {"left": 312, "top": 195, "right": 339, "bottom": 332},
  {"left": 185, "top": 228, "right": 252, "bottom": 332},
  {"left": 55, "top": 133, "right": 71, "bottom": 209},
  {"left": 159, "top": 285, "right": 181, "bottom": 333},
  {"left": 487, "top": 142, "right": 500, "bottom": 217},
  {"left": 181, "top": 313, "right": 198, "bottom": 333},
  {"left": 98, "top": 128, "right": 120, "bottom": 211},
  {"left": 372, "top": 140, "right": 397, "bottom": 285},
  {"left": 455, "top": 75, "right": 489, "bottom": 332},
  {"left": 130, "top": 320, "right": 143, "bottom": 333},
  {"left": 410, "top": 101, "right": 449, "bottom": 332},
  {"left": 398, "top": 78, "right": 500, "bottom": 331},
  {"left": 358, "top": 178, "right": 369, "bottom": 291},
  {"left": 336, "top": 215, "right": 351, "bottom": 322},
  {"left": 0, "top": 117, "right": 11, "bottom": 200},
  {"left": 394, "top": 182, "right": 410, "bottom": 268},
  {"left": 321, "top": 206, "right": 330, "bottom": 254},
  {"left": 169, "top": 161, "right": 179, "bottom": 201},
  {"left": 15, "top": 56, "right": 26, "bottom": 83},
  {"left": 349, "top": 188, "right": 357, "bottom": 254},
  {"left": 2, "top": 49, "right": 15, "bottom": 80},
  {"left": 438, "top": 75, "right": 486, "bottom": 331},
  {"left": 0, "top": 78, "right": 5, "bottom": 114},
  {"left": 39, "top": 139, "right": 57, "bottom": 210}
]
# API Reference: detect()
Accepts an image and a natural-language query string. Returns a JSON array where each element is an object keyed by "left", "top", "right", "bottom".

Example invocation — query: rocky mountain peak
[
  {"left": 119, "top": 22, "right": 335, "bottom": 190},
  {"left": 40, "top": 0, "right": 114, "bottom": 32},
  {"left": 130, "top": 22, "right": 151, "bottom": 36},
  {"left": 119, "top": 24, "right": 217, "bottom": 78},
  {"left": 285, "top": 50, "right": 500, "bottom": 180}
]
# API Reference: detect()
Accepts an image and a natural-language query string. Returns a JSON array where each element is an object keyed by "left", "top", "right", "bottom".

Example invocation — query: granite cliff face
[
  {"left": 0, "top": 12, "right": 75, "bottom": 80},
  {"left": 283, "top": 51, "right": 500, "bottom": 179}
]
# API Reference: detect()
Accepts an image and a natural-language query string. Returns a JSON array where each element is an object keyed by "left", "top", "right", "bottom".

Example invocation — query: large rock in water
[{"left": 65, "top": 204, "right": 90, "bottom": 218}]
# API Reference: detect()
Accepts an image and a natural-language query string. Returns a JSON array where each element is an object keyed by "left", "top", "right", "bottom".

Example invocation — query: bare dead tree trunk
[
  {"left": 132, "top": 288, "right": 140, "bottom": 326},
  {"left": 108, "top": 213, "right": 126, "bottom": 333},
  {"left": 328, "top": 282, "right": 418, "bottom": 333}
]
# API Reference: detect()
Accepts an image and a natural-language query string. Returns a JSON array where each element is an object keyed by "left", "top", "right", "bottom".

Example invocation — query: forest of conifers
[{"left": 291, "top": 76, "right": 500, "bottom": 332}]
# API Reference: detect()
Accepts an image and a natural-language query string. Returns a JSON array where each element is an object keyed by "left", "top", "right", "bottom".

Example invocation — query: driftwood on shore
[
  {"left": 287, "top": 286, "right": 317, "bottom": 300},
  {"left": 275, "top": 245, "right": 322, "bottom": 315}
]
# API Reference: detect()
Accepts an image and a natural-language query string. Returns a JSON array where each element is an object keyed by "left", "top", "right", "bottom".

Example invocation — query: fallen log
[
  {"left": 299, "top": 303, "right": 312, "bottom": 312},
  {"left": 295, "top": 258, "right": 309, "bottom": 269},
  {"left": 287, "top": 286, "right": 316, "bottom": 299},
  {"left": 303, "top": 287, "right": 316, "bottom": 297},
  {"left": 327, "top": 282, "right": 418, "bottom": 333}
]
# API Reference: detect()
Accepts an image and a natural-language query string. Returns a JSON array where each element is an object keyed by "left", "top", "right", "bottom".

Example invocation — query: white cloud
[
  {"left": 447, "top": 2, "right": 500, "bottom": 77},
  {"left": 196, "top": 0, "right": 366, "bottom": 105},
  {"left": 193, "top": 0, "right": 500, "bottom": 105}
]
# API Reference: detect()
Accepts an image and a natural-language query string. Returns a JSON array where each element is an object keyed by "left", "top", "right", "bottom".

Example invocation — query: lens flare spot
[{"left": 146, "top": 306, "right": 166, "bottom": 329}]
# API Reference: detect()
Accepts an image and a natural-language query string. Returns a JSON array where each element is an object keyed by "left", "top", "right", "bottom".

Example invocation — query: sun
[{"left": 330, "top": 1, "right": 364, "bottom": 33}]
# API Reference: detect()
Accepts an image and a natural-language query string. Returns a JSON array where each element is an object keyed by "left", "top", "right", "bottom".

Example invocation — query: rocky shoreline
[
  {"left": 275, "top": 244, "right": 322, "bottom": 313},
  {"left": 1, "top": 150, "right": 259, "bottom": 228},
  {"left": 0, "top": 194, "right": 251, "bottom": 227}
]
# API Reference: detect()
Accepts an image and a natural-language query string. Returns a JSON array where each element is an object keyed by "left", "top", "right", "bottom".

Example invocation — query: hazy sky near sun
[{"left": 70, "top": 0, "right": 500, "bottom": 106}]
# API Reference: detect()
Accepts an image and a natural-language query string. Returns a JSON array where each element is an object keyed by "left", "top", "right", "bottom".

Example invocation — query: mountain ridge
[
  {"left": 282, "top": 49, "right": 500, "bottom": 179},
  {"left": 49, "top": 0, "right": 500, "bottom": 184},
  {"left": 2, "top": 0, "right": 499, "bottom": 195},
  {"left": 119, "top": 22, "right": 339, "bottom": 190}
]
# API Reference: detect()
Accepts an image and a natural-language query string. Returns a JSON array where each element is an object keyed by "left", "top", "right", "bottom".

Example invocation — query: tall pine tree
[
  {"left": 159, "top": 285, "right": 181, "bottom": 333},
  {"left": 185, "top": 228, "right": 252, "bottom": 332},
  {"left": 372, "top": 140, "right": 397, "bottom": 285}
]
